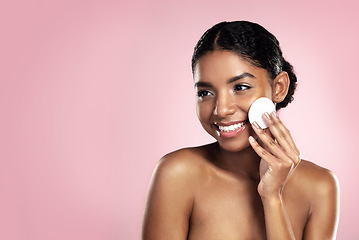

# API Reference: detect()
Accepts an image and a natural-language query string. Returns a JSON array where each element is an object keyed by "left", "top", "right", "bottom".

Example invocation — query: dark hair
[{"left": 191, "top": 21, "right": 297, "bottom": 110}]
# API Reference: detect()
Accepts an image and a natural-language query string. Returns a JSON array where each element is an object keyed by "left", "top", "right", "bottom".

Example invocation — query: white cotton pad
[{"left": 248, "top": 97, "right": 276, "bottom": 129}]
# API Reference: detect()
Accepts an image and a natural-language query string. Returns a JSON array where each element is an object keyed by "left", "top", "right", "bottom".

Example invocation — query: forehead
[{"left": 194, "top": 50, "right": 269, "bottom": 83}]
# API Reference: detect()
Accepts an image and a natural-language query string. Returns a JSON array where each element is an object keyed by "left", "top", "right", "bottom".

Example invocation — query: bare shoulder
[
  {"left": 142, "top": 144, "right": 214, "bottom": 239},
  {"left": 146, "top": 143, "right": 215, "bottom": 204},
  {"left": 294, "top": 160, "right": 339, "bottom": 193},
  {"left": 290, "top": 160, "right": 339, "bottom": 211},
  {"left": 289, "top": 162, "right": 340, "bottom": 238},
  {"left": 153, "top": 144, "right": 212, "bottom": 184}
]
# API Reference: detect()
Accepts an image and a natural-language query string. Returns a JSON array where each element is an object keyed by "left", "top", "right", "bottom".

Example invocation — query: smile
[{"left": 215, "top": 120, "right": 249, "bottom": 133}]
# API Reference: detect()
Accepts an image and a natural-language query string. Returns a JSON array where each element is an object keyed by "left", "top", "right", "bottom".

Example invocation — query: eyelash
[
  {"left": 196, "top": 84, "right": 251, "bottom": 99},
  {"left": 197, "top": 90, "right": 212, "bottom": 98},
  {"left": 234, "top": 84, "right": 251, "bottom": 92}
]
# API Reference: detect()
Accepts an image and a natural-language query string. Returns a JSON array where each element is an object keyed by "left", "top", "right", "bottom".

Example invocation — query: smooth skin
[{"left": 142, "top": 50, "right": 339, "bottom": 239}]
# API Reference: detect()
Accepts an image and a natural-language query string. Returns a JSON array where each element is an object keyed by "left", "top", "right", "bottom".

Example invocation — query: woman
[{"left": 142, "top": 21, "right": 339, "bottom": 239}]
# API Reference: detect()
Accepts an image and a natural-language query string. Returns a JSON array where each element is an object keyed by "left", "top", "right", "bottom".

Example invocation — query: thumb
[{"left": 258, "top": 129, "right": 273, "bottom": 179}]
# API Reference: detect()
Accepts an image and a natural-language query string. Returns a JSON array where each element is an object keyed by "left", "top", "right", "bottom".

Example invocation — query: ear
[{"left": 272, "top": 71, "right": 290, "bottom": 104}]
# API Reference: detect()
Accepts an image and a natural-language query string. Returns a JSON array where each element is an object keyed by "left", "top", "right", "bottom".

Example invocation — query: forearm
[{"left": 262, "top": 195, "right": 295, "bottom": 240}]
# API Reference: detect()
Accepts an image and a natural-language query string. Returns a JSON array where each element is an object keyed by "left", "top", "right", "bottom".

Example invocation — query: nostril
[{"left": 214, "top": 103, "right": 236, "bottom": 117}]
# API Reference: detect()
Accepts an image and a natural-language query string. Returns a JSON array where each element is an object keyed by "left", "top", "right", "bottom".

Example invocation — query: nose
[{"left": 213, "top": 93, "right": 236, "bottom": 117}]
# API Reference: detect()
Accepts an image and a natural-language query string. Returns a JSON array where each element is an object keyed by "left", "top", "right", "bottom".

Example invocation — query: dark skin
[{"left": 142, "top": 50, "right": 339, "bottom": 239}]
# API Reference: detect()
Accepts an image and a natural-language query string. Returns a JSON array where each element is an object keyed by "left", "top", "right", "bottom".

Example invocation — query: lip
[
  {"left": 213, "top": 120, "right": 249, "bottom": 138},
  {"left": 214, "top": 120, "right": 246, "bottom": 126}
]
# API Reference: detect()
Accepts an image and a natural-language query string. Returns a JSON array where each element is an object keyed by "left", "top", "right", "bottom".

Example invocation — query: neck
[{"left": 211, "top": 142, "right": 261, "bottom": 180}]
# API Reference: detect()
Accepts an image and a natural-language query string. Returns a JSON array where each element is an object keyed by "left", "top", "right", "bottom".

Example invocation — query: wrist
[{"left": 261, "top": 193, "right": 283, "bottom": 206}]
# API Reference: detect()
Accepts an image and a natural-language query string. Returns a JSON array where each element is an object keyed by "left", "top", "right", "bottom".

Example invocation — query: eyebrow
[{"left": 194, "top": 72, "right": 256, "bottom": 88}]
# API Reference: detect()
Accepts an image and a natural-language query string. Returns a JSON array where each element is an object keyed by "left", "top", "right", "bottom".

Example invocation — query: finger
[
  {"left": 259, "top": 159, "right": 269, "bottom": 178},
  {"left": 248, "top": 136, "right": 278, "bottom": 166},
  {"left": 270, "top": 112, "right": 301, "bottom": 166},
  {"left": 270, "top": 112, "right": 300, "bottom": 154},
  {"left": 249, "top": 136, "right": 294, "bottom": 178},
  {"left": 251, "top": 121, "right": 290, "bottom": 161},
  {"left": 263, "top": 112, "right": 301, "bottom": 165}
]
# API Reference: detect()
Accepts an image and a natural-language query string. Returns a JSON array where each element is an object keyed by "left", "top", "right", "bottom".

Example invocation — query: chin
[
  {"left": 204, "top": 123, "right": 253, "bottom": 153},
  {"left": 217, "top": 137, "right": 251, "bottom": 153},
  {"left": 207, "top": 131, "right": 252, "bottom": 153}
]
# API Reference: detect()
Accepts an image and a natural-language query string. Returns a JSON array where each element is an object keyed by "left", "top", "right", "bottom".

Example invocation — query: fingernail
[
  {"left": 249, "top": 136, "right": 255, "bottom": 143},
  {"left": 252, "top": 121, "right": 260, "bottom": 129},
  {"left": 264, "top": 112, "right": 271, "bottom": 120},
  {"left": 271, "top": 111, "right": 278, "bottom": 119}
]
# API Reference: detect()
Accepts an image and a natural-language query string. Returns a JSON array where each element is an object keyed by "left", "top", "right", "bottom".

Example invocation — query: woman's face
[{"left": 194, "top": 50, "right": 273, "bottom": 152}]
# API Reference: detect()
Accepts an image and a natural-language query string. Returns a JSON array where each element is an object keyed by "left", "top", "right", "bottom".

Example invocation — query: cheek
[
  {"left": 264, "top": 82, "right": 274, "bottom": 99},
  {"left": 241, "top": 87, "right": 274, "bottom": 112},
  {"left": 196, "top": 101, "right": 212, "bottom": 121},
  {"left": 234, "top": 95, "right": 258, "bottom": 114}
]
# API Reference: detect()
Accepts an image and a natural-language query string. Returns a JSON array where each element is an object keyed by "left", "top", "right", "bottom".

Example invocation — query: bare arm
[
  {"left": 303, "top": 170, "right": 340, "bottom": 240},
  {"left": 249, "top": 111, "right": 339, "bottom": 239},
  {"left": 142, "top": 151, "right": 195, "bottom": 240},
  {"left": 260, "top": 195, "right": 296, "bottom": 239},
  {"left": 249, "top": 111, "right": 301, "bottom": 239}
]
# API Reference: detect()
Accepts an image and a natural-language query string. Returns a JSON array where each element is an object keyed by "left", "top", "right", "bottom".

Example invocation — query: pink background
[{"left": 1, "top": 0, "right": 358, "bottom": 239}]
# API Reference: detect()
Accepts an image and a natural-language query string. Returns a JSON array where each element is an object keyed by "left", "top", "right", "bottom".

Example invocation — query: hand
[{"left": 248, "top": 111, "right": 301, "bottom": 199}]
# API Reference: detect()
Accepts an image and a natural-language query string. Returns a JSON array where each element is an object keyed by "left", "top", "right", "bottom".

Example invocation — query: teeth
[{"left": 217, "top": 121, "right": 246, "bottom": 132}]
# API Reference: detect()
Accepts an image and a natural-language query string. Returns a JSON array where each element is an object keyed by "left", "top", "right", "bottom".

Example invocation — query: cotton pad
[{"left": 248, "top": 97, "right": 276, "bottom": 129}]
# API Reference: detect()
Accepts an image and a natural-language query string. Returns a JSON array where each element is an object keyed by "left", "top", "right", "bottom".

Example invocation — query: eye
[
  {"left": 197, "top": 90, "right": 213, "bottom": 98},
  {"left": 234, "top": 84, "right": 251, "bottom": 92}
]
